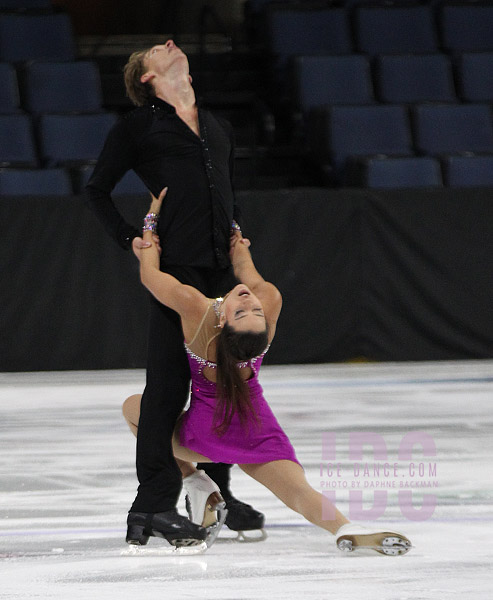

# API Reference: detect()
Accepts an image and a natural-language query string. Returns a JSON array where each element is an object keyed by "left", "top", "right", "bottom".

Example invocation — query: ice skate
[
  {"left": 335, "top": 523, "right": 412, "bottom": 556},
  {"left": 122, "top": 543, "right": 207, "bottom": 556},
  {"left": 126, "top": 508, "right": 207, "bottom": 552},
  {"left": 224, "top": 495, "right": 267, "bottom": 542},
  {"left": 183, "top": 470, "right": 228, "bottom": 547}
]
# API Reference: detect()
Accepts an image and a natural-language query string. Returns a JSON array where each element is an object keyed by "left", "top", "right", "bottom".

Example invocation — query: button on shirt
[{"left": 86, "top": 96, "right": 239, "bottom": 269}]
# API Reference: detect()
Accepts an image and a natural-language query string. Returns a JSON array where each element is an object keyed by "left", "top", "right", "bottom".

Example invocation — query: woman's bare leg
[
  {"left": 122, "top": 394, "right": 200, "bottom": 478},
  {"left": 122, "top": 394, "right": 141, "bottom": 437},
  {"left": 239, "top": 460, "right": 349, "bottom": 535},
  {"left": 171, "top": 417, "right": 224, "bottom": 529},
  {"left": 171, "top": 415, "right": 213, "bottom": 466},
  {"left": 123, "top": 396, "right": 225, "bottom": 532}
]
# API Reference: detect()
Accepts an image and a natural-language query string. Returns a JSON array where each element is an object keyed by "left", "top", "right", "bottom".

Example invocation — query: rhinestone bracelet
[{"left": 143, "top": 212, "right": 159, "bottom": 234}]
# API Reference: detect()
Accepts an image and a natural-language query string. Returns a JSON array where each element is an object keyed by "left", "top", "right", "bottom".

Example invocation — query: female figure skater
[{"left": 124, "top": 189, "right": 412, "bottom": 556}]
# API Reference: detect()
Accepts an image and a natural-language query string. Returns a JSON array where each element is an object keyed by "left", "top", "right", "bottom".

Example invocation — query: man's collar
[
  {"left": 147, "top": 95, "right": 202, "bottom": 114},
  {"left": 148, "top": 96, "right": 176, "bottom": 114}
]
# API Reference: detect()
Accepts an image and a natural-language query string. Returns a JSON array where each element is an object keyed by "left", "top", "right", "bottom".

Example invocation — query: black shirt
[{"left": 85, "top": 96, "right": 239, "bottom": 269}]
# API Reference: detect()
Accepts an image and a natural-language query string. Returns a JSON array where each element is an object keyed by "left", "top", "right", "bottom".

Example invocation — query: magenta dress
[{"left": 179, "top": 299, "right": 300, "bottom": 465}]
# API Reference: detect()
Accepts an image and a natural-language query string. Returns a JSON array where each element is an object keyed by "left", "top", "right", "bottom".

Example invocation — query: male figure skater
[{"left": 86, "top": 39, "right": 264, "bottom": 546}]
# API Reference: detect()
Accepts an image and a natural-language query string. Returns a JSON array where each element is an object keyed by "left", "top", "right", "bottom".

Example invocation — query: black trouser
[{"left": 130, "top": 265, "right": 237, "bottom": 513}]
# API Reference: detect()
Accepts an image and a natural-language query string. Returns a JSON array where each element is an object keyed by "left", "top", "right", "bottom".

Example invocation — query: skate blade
[
  {"left": 235, "top": 529, "right": 268, "bottom": 543},
  {"left": 204, "top": 503, "right": 228, "bottom": 548},
  {"left": 121, "top": 541, "right": 207, "bottom": 556},
  {"left": 337, "top": 532, "right": 412, "bottom": 556},
  {"left": 202, "top": 492, "right": 224, "bottom": 528}
]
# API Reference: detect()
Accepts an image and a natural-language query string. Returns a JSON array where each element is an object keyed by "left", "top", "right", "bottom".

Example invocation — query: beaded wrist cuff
[{"left": 143, "top": 212, "right": 159, "bottom": 233}]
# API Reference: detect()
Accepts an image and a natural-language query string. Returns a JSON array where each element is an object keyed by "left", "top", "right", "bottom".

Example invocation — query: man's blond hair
[{"left": 123, "top": 50, "right": 152, "bottom": 106}]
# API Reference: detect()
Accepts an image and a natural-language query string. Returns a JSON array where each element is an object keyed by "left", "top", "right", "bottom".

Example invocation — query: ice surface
[{"left": 1, "top": 361, "right": 492, "bottom": 599}]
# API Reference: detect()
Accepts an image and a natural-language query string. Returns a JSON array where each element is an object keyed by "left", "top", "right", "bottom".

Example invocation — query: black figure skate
[
  {"left": 223, "top": 495, "right": 267, "bottom": 542},
  {"left": 125, "top": 509, "right": 208, "bottom": 554}
]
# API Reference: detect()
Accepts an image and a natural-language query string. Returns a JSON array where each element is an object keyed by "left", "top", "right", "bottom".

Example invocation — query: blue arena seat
[
  {"left": 246, "top": 0, "right": 278, "bottom": 14},
  {"left": 38, "top": 113, "right": 117, "bottom": 167},
  {"left": 308, "top": 104, "right": 413, "bottom": 179},
  {"left": 413, "top": 104, "right": 493, "bottom": 156},
  {"left": 22, "top": 61, "right": 104, "bottom": 114},
  {"left": 267, "top": 7, "right": 352, "bottom": 68},
  {"left": 112, "top": 170, "right": 148, "bottom": 195},
  {"left": 0, "top": 13, "right": 76, "bottom": 62},
  {"left": 0, "top": 1, "right": 52, "bottom": 8},
  {"left": 0, "top": 167, "right": 72, "bottom": 195},
  {"left": 356, "top": 156, "right": 443, "bottom": 189},
  {"left": 458, "top": 52, "right": 493, "bottom": 102},
  {"left": 355, "top": 5, "right": 438, "bottom": 56},
  {"left": 78, "top": 166, "right": 148, "bottom": 196},
  {"left": 0, "top": 62, "right": 20, "bottom": 113},
  {"left": 440, "top": 3, "right": 493, "bottom": 52},
  {"left": 0, "top": 114, "right": 37, "bottom": 166},
  {"left": 294, "top": 55, "right": 374, "bottom": 112},
  {"left": 376, "top": 54, "right": 456, "bottom": 104},
  {"left": 444, "top": 155, "right": 493, "bottom": 187}
]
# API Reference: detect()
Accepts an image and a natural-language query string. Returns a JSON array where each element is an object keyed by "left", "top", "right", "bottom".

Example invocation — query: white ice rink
[{"left": 1, "top": 361, "right": 492, "bottom": 599}]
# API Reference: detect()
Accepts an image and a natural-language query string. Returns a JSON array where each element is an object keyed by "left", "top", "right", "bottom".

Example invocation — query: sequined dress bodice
[
  {"left": 179, "top": 298, "right": 299, "bottom": 466},
  {"left": 184, "top": 298, "right": 267, "bottom": 389}
]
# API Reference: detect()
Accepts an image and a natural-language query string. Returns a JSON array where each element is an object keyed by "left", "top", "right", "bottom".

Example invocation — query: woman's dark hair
[{"left": 214, "top": 322, "right": 268, "bottom": 435}]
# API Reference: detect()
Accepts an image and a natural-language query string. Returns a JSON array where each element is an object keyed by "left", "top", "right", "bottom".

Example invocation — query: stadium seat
[
  {"left": 294, "top": 55, "right": 374, "bottom": 112},
  {"left": 413, "top": 104, "right": 493, "bottom": 156},
  {"left": 351, "top": 156, "right": 443, "bottom": 189},
  {"left": 0, "top": 114, "right": 37, "bottom": 166},
  {"left": 38, "top": 113, "right": 117, "bottom": 167},
  {"left": 355, "top": 5, "right": 438, "bottom": 56},
  {"left": 79, "top": 166, "right": 148, "bottom": 196},
  {"left": 444, "top": 155, "right": 493, "bottom": 187},
  {"left": 0, "top": 167, "right": 72, "bottom": 195},
  {"left": 267, "top": 7, "right": 352, "bottom": 69},
  {"left": 458, "top": 52, "right": 493, "bottom": 102},
  {"left": 246, "top": 0, "right": 278, "bottom": 14},
  {"left": 308, "top": 104, "right": 413, "bottom": 180},
  {"left": 440, "top": 3, "right": 493, "bottom": 52},
  {"left": 111, "top": 170, "right": 148, "bottom": 195},
  {"left": 0, "top": 62, "right": 20, "bottom": 113},
  {"left": 0, "top": 13, "right": 76, "bottom": 62},
  {"left": 22, "top": 61, "right": 104, "bottom": 114},
  {"left": 0, "top": 1, "right": 52, "bottom": 8},
  {"left": 376, "top": 54, "right": 456, "bottom": 104}
]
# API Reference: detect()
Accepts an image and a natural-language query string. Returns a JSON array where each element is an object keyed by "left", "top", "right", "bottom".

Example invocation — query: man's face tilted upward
[{"left": 141, "top": 40, "right": 189, "bottom": 83}]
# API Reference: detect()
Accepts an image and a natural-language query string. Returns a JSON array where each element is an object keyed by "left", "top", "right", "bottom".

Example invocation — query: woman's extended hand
[
  {"left": 133, "top": 187, "right": 168, "bottom": 261},
  {"left": 229, "top": 229, "right": 251, "bottom": 262},
  {"left": 149, "top": 186, "right": 168, "bottom": 214}
]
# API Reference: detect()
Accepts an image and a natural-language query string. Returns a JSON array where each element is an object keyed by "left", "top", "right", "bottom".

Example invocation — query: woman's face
[{"left": 220, "top": 285, "right": 266, "bottom": 333}]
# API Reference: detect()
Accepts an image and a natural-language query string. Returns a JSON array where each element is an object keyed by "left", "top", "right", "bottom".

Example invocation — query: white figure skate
[
  {"left": 183, "top": 470, "right": 228, "bottom": 548},
  {"left": 335, "top": 523, "right": 412, "bottom": 556}
]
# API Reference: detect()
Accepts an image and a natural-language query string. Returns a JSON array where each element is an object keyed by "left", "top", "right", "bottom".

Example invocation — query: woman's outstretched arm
[
  {"left": 139, "top": 188, "right": 206, "bottom": 320},
  {"left": 230, "top": 231, "right": 282, "bottom": 327}
]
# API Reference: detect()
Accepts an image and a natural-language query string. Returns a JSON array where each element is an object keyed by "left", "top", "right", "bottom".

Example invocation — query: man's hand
[{"left": 132, "top": 234, "right": 161, "bottom": 262}]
